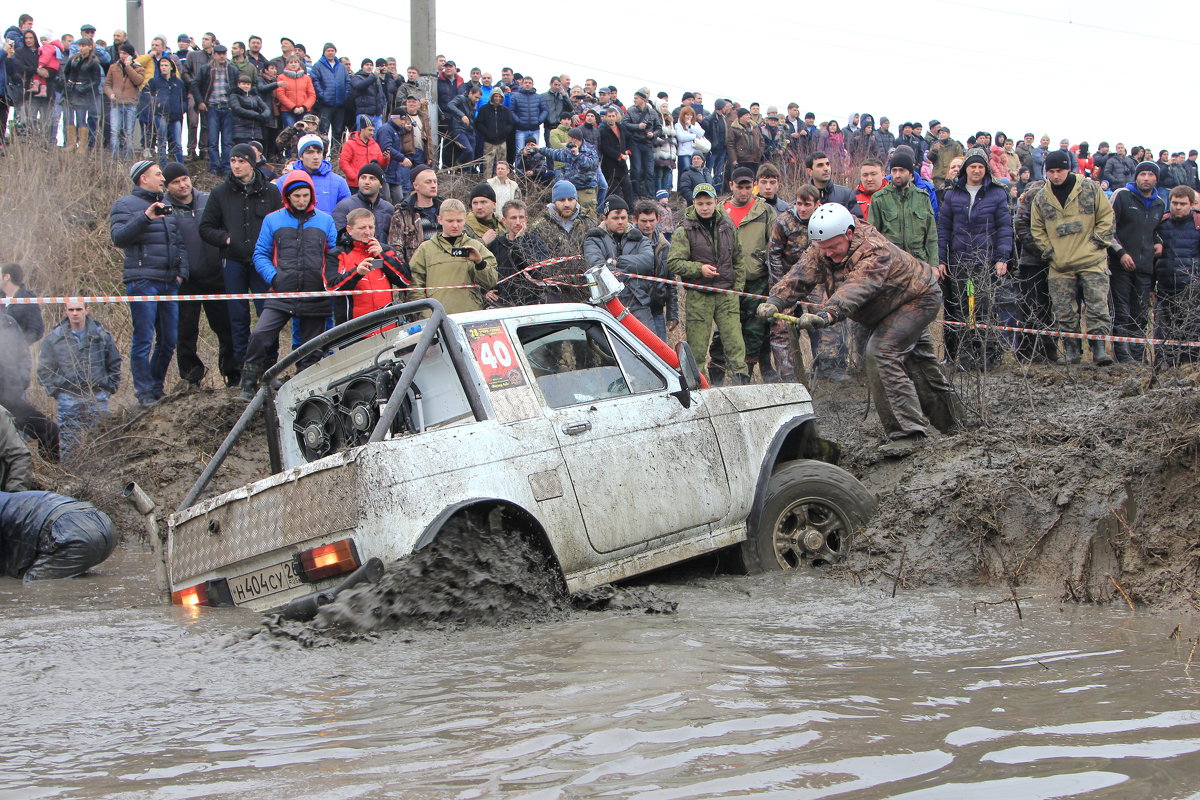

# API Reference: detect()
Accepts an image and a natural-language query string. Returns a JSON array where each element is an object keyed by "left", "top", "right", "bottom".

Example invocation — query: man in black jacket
[
  {"left": 109, "top": 160, "right": 188, "bottom": 407},
  {"left": 622, "top": 89, "right": 660, "bottom": 201},
  {"left": 1108, "top": 162, "right": 1166, "bottom": 362},
  {"left": 163, "top": 163, "right": 237, "bottom": 388},
  {"left": 200, "top": 144, "right": 284, "bottom": 375}
]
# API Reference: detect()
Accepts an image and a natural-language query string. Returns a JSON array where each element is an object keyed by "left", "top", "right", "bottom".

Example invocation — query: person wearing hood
[
  {"left": 668, "top": 183, "right": 750, "bottom": 384},
  {"left": 476, "top": 89, "right": 514, "bottom": 177},
  {"left": 110, "top": 160, "right": 188, "bottom": 407},
  {"left": 276, "top": 133, "right": 349, "bottom": 214},
  {"left": 1030, "top": 148, "right": 1116, "bottom": 366},
  {"left": 243, "top": 170, "right": 340, "bottom": 398},
  {"left": 162, "top": 163, "right": 236, "bottom": 389},
  {"left": 936, "top": 148, "right": 1013, "bottom": 370},
  {"left": 1107, "top": 161, "right": 1166, "bottom": 362},
  {"left": 325, "top": 207, "right": 409, "bottom": 325},
  {"left": 408, "top": 199, "right": 498, "bottom": 314}
]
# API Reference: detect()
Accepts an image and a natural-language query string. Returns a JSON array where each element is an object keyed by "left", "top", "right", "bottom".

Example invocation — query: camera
[
  {"left": 450, "top": 247, "right": 468, "bottom": 258},
  {"left": 154, "top": 204, "right": 174, "bottom": 216}
]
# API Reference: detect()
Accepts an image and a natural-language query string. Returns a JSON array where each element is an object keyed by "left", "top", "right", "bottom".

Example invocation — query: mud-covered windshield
[{"left": 517, "top": 321, "right": 666, "bottom": 408}]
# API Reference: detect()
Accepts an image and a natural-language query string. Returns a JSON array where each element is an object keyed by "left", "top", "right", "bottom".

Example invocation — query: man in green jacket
[
  {"left": 1030, "top": 150, "right": 1115, "bottom": 365},
  {"left": 409, "top": 199, "right": 499, "bottom": 314},
  {"left": 668, "top": 183, "right": 749, "bottom": 383},
  {"left": 868, "top": 150, "right": 938, "bottom": 265},
  {"left": 709, "top": 167, "right": 776, "bottom": 382}
]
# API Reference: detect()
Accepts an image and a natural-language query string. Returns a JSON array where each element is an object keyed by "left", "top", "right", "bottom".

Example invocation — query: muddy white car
[{"left": 167, "top": 266, "right": 875, "bottom": 616}]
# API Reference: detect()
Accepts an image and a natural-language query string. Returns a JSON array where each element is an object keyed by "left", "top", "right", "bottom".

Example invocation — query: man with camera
[
  {"left": 407, "top": 199, "right": 498, "bottom": 314},
  {"left": 109, "top": 160, "right": 188, "bottom": 408}
]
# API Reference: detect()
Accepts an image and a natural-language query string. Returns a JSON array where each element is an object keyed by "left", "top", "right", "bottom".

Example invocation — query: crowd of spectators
[{"left": 3, "top": 15, "right": 1200, "bottom": 457}]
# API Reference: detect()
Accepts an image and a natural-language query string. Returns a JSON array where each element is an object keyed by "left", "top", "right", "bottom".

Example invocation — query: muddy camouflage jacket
[
  {"left": 1030, "top": 177, "right": 1114, "bottom": 274},
  {"left": 770, "top": 223, "right": 939, "bottom": 327},
  {"left": 767, "top": 207, "right": 813, "bottom": 284}
]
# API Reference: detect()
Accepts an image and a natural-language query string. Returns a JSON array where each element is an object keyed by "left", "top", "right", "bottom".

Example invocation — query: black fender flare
[{"left": 745, "top": 414, "right": 820, "bottom": 538}]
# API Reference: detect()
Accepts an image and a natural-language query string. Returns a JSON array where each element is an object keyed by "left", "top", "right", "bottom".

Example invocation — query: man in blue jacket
[
  {"left": 511, "top": 76, "right": 548, "bottom": 149},
  {"left": 310, "top": 42, "right": 350, "bottom": 136},
  {"left": 1, "top": 489, "right": 116, "bottom": 581},
  {"left": 276, "top": 133, "right": 350, "bottom": 214},
  {"left": 242, "top": 170, "right": 339, "bottom": 399},
  {"left": 936, "top": 148, "right": 1014, "bottom": 371},
  {"left": 109, "top": 160, "right": 188, "bottom": 407}
]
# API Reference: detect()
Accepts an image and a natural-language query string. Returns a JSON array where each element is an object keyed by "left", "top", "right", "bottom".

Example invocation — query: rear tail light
[
  {"left": 171, "top": 579, "right": 234, "bottom": 607},
  {"left": 294, "top": 538, "right": 361, "bottom": 582}
]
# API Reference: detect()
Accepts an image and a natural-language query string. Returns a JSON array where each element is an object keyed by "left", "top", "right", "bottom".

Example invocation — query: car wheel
[{"left": 735, "top": 460, "right": 876, "bottom": 574}]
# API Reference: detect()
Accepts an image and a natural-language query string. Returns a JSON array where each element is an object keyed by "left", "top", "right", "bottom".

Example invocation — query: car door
[{"left": 515, "top": 318, "right": 732, "bottom": 555}]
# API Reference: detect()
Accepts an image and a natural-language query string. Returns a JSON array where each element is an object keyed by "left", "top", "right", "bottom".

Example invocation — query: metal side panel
[{"left": 169, "top": 460, "right": 362, "bottom": 581}]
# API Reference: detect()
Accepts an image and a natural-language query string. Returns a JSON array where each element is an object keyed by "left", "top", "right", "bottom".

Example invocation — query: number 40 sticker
[{"left": 462, "top": 322, "right": 527, "bottom": 391}]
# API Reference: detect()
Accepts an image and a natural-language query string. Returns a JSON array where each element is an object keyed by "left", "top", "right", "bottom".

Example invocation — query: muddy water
[{"left": 3, "top": 548, "right": 1199, "bottom": 800}]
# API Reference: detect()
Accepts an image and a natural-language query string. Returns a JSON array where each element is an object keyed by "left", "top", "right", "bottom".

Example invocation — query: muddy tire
[{"left": 734, "top": 460, "right": 876, "bottom": 574}]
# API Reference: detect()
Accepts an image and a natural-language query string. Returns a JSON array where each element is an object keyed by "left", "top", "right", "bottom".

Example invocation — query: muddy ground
[{"left": 43, "top": 359, "right": 1200, "bottom": 613}]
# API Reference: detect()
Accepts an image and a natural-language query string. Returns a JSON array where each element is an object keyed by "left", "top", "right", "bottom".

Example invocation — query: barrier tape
[{"left": 8, "top": 254, "right": 1199, "bottom": 349}]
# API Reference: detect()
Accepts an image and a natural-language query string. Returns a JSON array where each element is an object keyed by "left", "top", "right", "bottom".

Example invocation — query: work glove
[
  {"left": 755, "top": 302, "right": 780, "bottom": 319},
  {"left": 794, "top": 312, "right": 830, "bottom": 331}
]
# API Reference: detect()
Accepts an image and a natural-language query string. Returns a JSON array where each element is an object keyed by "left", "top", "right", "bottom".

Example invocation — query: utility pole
[
  {"left": 125, "top": 0, "right": 146, "bottom": 54},
  {"left": 410, "top": 0, "right": 438, "bottom": 166}
]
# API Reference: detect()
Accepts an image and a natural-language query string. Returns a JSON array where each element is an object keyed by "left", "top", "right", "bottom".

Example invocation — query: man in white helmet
[{"left": 756, "top": 203, "right": 962, "bottom": 455}]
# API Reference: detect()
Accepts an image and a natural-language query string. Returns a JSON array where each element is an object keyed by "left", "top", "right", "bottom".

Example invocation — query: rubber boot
[
  {"left": 238, "top": 363, "right": 263, "bottom": 401},
  {"left": 1063, "top": 339, "right": 1082, "bottom": 364},
  {"left": 1091, "top": 339, "right": 1113, "bottom": 366},
  {"left": 1112, "top": 341, "right": 1133, "bottom": 363}
]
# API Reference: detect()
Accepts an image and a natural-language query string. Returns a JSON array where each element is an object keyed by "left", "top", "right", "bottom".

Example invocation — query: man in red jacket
[
  {"left": 340, "top": 115, "right": 389, "bottom": 193},
  {"left": 325, "top": 207, "right": 409, "bottom": 325}
]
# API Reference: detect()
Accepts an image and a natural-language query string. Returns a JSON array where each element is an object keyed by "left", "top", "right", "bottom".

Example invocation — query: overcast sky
[{"left": 33, "top": 0, "right": 1200, "bottom": 153}]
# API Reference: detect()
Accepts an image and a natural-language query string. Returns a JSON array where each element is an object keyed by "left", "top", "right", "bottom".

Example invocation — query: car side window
[{"left": 518, "top": 321, "right": 666, "bottom": 409}]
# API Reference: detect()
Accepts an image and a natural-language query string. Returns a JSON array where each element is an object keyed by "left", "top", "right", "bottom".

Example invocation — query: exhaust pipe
[
  {"left": 584, "top": 263, "right": 710, "bottom": 388},
  {"left": 123, "top": 482, "right": 170, "bottom": 599}
]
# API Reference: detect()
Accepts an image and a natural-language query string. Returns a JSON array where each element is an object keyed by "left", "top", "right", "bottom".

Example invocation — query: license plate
[{"left": 227, "top": 559, "right": 304, "bottom": 605}]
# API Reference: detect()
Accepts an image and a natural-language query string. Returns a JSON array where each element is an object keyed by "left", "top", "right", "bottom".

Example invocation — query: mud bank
[
  {"left": 50, "top": 362, "right": 1200, "bottom": 611},
  {"left": 814, "top": 363, "right": 1200, "bottom": 611}
]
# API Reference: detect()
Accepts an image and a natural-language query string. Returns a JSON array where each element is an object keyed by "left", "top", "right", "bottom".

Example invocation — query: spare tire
[{"left": 735, "top": 460, "right": 876, "bottom": 574}]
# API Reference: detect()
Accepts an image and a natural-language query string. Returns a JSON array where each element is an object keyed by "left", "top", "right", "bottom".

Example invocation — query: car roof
[{"left": 450, "top": 303, "right": 599, "bottom": 324}]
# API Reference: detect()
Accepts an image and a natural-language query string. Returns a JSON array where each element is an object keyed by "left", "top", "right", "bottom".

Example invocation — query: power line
[{"left": 931, "top": 0, "right": 1200, "bottom": 47}]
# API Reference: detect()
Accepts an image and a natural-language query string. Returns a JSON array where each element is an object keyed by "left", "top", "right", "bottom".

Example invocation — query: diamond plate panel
[
  {"left": 172, "top": 463, "right": 360, "bottom": 579},
  {"left": 528, "top": 469, "right": 564, "bottom": 501}
]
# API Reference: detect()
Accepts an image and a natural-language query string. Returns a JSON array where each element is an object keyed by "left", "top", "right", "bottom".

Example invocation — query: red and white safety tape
[{"left": 8, "top": 253, "right": 1199, "bottom": 349}]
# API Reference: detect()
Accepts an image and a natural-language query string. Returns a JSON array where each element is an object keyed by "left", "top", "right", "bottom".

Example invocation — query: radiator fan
[
  {"left": 339, "top": 378, "right": 381, "bottom": 446},
  {"left": 293, "top": 396, "right": 343, "bottom": 461}
]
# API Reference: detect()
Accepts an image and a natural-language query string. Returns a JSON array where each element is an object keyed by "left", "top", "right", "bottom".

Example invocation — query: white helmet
[{"left": 807, "top": 203, "right": 856, "bottom": 242}]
